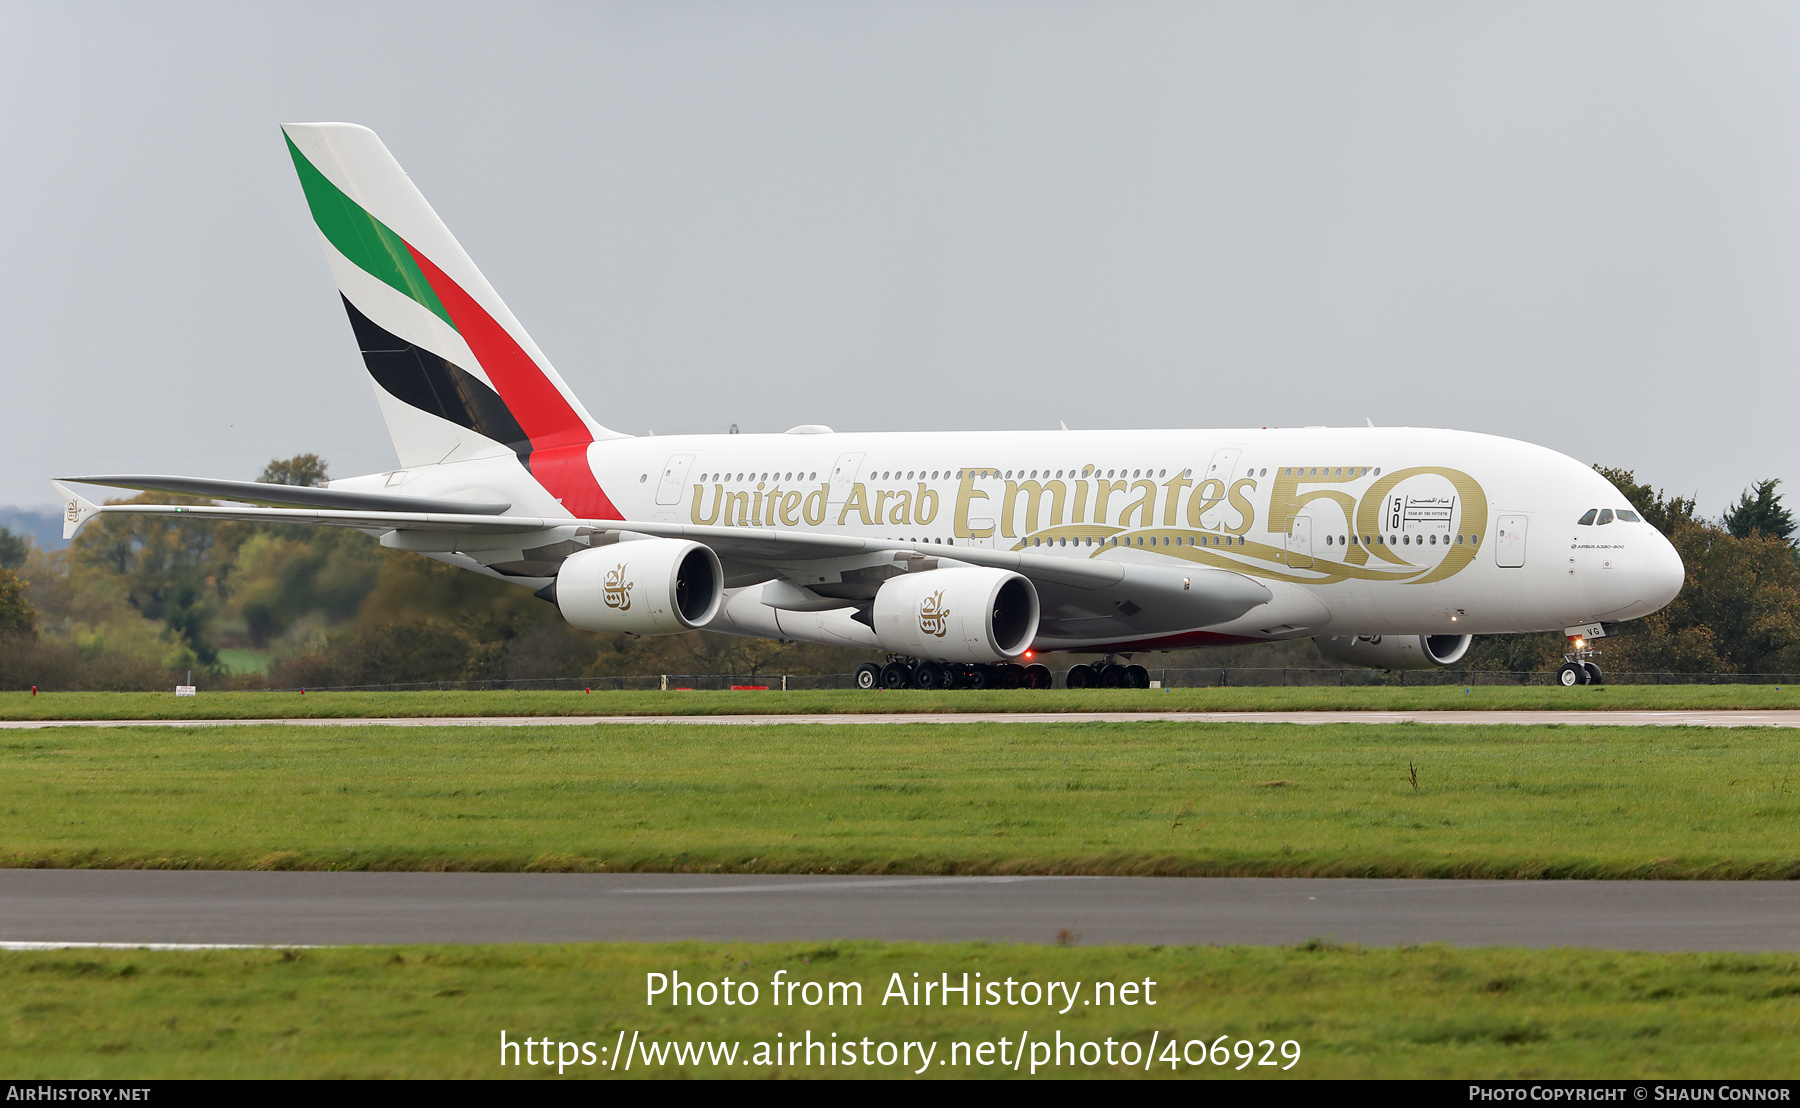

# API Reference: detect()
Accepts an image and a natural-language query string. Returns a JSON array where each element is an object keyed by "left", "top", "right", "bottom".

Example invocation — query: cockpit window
[
  {"left": 1617, "top": 509, "right": 1641, "bottom": 523},
  {"left": 1596, "top": 508, "right": 1614, "bottom": 525},
  {"left": 1577, "top": 509, "right": 1598, "bottom": 525}
]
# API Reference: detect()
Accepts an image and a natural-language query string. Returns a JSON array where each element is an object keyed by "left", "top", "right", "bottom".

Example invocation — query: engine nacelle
[
  {"left": 1315, "top": 633, "right": 1473, "bottom": 671},
  {"left": 872, "top": 567, "right": 1039, "bottom": 663},
  {"left": 554, "top": 540, "right": 723, "bottom": 635}
]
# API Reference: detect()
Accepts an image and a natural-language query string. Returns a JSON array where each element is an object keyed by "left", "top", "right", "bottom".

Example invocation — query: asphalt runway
[
  {"left": 3, "top": 709, "right": 1800, "bottom": 728},
  {"left": 2, "top": 872, "right": 1797, "bottom": 951}
]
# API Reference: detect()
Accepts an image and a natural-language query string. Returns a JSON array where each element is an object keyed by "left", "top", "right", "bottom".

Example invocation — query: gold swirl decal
[{"left": 1009, "top": 461, "right": 1487, "bottom": 588}]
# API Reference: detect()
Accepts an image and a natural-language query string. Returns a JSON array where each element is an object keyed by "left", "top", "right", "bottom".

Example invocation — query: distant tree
[
  {"left": 0, "top": 527, "right": 27, "bottom": 571},
  {"left": 0, "top": 567, "right": 35, "bottom": 635},
  {"left": 1723, "top": 479, "right": 1795, "bottom": 544},
  {"left": 259, "top": 454, "right": 329, "bottom": 487},
  {"left": 70, "top": 494, "right": 250, "bottom": 668},
  {"left": 1593, "top": 466, "right": 1696, "bottom": 537}
]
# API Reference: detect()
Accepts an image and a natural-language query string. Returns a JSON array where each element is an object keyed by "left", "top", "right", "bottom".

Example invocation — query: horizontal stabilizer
[{"left": 61, "top": 475, "right": 511, "bottom": 516}]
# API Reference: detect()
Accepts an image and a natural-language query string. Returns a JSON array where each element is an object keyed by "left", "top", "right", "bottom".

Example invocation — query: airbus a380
[{"left": 53, "top": 123, "right": 1685, "bottom": 690}]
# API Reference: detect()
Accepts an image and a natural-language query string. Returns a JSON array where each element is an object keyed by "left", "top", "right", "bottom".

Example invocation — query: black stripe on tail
[{"left": 340, "top": 294, "right": 531, "bottom": 466}]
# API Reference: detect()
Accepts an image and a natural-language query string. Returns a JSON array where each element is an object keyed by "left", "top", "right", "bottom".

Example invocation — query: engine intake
[
  {"left": 872, "top": 568, "right": 1039, "bottom": 663},
  {"left": 554, "top": 539, "right": 723, "bottom": 635},
  {"left": 1314, "top": 633, "right": 1473, "bottom": 671}
]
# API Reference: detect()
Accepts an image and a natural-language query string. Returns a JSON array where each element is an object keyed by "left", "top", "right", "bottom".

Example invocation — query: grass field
[
  {"left": 4, "top": 721, "right": 1797, "bottom": 878},
  {"left": 5, "top": 941, "right": 1797, "bottom": 1078},
  {"left": 1, "top": 684, "right": 1796, "bottom": 720}
]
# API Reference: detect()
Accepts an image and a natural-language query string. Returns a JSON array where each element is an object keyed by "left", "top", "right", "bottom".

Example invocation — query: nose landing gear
[{"left": 1557, "top": 645, "right": 1605, "bottom": 687}]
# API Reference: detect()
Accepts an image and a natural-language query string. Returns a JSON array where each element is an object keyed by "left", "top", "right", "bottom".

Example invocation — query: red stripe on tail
[{"left": 406, "top": 245, "right": 621, "bottom": 520}]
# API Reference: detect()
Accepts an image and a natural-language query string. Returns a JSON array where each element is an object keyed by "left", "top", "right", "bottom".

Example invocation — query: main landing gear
[
  {"left": 1064, "top": 658, "right": 1151, "bottom": 689},
  {"left": 856, "top": 657, "right": 1055, "bottom": 690}
]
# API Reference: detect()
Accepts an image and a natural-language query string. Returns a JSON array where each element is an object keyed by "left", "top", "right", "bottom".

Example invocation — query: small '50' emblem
[
  {"left": 918, "top": 590, "right": 950, "bottom": 637},
  {"left": 602, "top": 564, "right": 633, "bottom": 610}
]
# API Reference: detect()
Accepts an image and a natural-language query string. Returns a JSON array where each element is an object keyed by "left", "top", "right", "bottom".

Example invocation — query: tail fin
[{"left": 281, "top": 122, "right": 623, "bottom": 519}]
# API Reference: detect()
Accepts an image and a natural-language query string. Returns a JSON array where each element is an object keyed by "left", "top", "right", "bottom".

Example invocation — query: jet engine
[
  {"left": 552, "top": 540, "right": 723, "bottom": 635},
  {"left": 1314, "top": 633, "right": 1473, "bottom": 670},
  {"left": 872, "top": 567, "right": 1039, "bottom": 663}
]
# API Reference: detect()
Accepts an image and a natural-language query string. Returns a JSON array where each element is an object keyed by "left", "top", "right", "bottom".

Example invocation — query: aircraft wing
[
  {"left": 54, "top": 479, "right": 1160, "bottom": 592},
  {"left": 54, "top": 479, "right": 1273, "bottom": 639}
]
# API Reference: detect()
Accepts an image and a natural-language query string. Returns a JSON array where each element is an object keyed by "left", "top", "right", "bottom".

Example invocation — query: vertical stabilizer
[{"left": 282, "top": 122, "right": 623, "bottom": 520}]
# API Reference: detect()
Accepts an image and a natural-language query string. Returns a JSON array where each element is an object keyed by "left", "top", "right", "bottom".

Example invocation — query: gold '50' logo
[
  {"left": 602, "top": 564, "right": 633, "bottom": 611},
  {"left": 918, "top": 591, "right": 950, "bottom": 637}
]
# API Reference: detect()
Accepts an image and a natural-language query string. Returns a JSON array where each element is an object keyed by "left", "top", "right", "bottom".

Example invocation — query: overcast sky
[{"left": 2, "top": 1, "right": 1796, "bottom": 516}]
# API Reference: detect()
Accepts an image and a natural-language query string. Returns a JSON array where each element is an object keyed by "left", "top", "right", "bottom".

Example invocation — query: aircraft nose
[{"left": 1643, "top": 531, "right": 1685, "bottom": 611}]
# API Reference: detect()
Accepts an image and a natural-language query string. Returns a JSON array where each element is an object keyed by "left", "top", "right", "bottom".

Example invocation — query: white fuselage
[{"left": 370, "top": 423, "right": 1684, "bottom": 654}]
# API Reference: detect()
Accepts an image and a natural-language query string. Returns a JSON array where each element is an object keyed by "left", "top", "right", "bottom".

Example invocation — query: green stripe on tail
[{"left": 284, "top": 133, "right": 453, "bottom": 328}]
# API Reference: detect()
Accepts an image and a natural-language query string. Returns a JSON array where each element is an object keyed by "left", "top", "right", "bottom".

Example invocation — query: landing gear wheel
[
  {"left": 1100, "top": 663, "right": 1129, "bottom": 688},
  {"left": 913, "top": 662, "right": 946, "bottom": 690},
  {"left": 854, "top": 663, "right": 880, "bottom": 690},
  {"left": 1026, "top": 664, "right": 1053, "bottom": 690},
  {"left": 881, "top": 661, "right": 913, "bottom": 690},
  {"left": 962, "top": 666, "right": 991, "bottom": 690},
  {"left": 1582, "top": 662, "right": 1604, "bottom": 685},
  {"left": 1065, "top": 664, "right": 1094, "bottom": 689},
  {"left": 998, "top": 663, "right": 1024, "bottom": 689},
  {"left": 1557, "top": 662, "right": 1589, "bottom": 687},
  {"left": 1126, "top": 664, "right": 1150, "bottom": 689}
]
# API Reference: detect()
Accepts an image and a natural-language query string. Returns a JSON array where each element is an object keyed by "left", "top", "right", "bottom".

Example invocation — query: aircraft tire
[
  {"left": 1583, "top": 662, "right": 1604, "bottom": 685},
  {"left": 1026, "top": 664, "right": 1053, "bottom": 690},
  {"left": 855, "top": 663, "right": 881, "bottom": 690},
  {"left": 881, "top": 661, "right": 913, "bottom": 690},
  {"left": 962, "top": 665, "right": 991, "bottom": 690},
  {"left": 1066, "top": 664, "right": 1094, "bottom": 689},
  {"left": 913, "top": 662, "right": 946, "bottom": 690},
  {"left": 1557, "top": 662, "right": 1589, "bottom": 687},
  {"left": 998, "top": 663, "right": 1024, "bottom": 689},
  {"left": 1126, "top": 664, "right": 1150, "bottom": 689},
  {"left": 1100, "top": 663, "right": 1129, "bottom": 688}
]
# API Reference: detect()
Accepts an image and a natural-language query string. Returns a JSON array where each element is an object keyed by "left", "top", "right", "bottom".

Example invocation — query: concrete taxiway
[
  {"left": 2, "top": 872, "right": 1797, "bottom": 951},
  {"left": 3, "top": 709, "right": 1800, "bottom": 728}
]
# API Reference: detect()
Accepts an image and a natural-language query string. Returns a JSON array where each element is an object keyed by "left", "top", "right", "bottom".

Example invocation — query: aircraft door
[
  {"left": 1203, "top": 446, "right": 1242, "bottom": 485},
  {"left": 1495, "top": 514, "right": 1528, "bottom": 568},
  {"left": 828, "top": 452, "right": 864, "bottom": 505},
  {"left": 656, "top": 454, "right": 696, "bottom": 506},
  {"left": 1285, "top": 515, "right": 1314, "bottom": 569}
]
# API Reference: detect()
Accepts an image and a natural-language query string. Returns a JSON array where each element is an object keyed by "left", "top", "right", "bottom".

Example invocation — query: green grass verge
[
  {"left": 5, "top": 722, "right": 1798, "bottom": 878},
  {"left": 5, "top": 942, "right": 1797, "bottom": 1078},
  {"left": 2, "top": 684, "right": 1798, "bottom": 720}
]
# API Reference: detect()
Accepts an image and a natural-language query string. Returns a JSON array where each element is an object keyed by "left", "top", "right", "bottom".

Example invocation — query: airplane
[{"left": 52, "top": 123, "right": 1685, "bottom": 692}]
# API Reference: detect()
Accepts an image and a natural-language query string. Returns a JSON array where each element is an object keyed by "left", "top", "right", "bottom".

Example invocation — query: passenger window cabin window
[
  {"left": 1597, "top": 509, "right": 1614, "bottom": 525},
  {"left": 1577, "top": 509, "right": 1598, "bottom": 525},
  {"left": 1617, "top": 510, "right": 1641, "bottom": 523}
]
